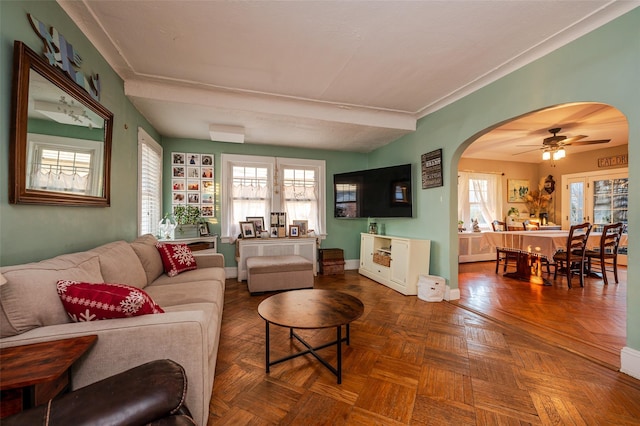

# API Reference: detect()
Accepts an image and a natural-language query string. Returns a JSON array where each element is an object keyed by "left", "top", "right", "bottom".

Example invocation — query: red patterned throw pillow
[
  {"left": 56, "top": 280, "right": 164, "bottom": 322},
  {"left": 155, "top": 243, "right": 197, "bottom": 277}
]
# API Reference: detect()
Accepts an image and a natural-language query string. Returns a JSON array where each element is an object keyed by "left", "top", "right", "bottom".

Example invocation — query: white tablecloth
[{"left": 481, "top": 230, "right": 628, "bottom": 260}]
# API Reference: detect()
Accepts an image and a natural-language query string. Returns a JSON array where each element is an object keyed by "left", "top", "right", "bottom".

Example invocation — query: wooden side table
[{"left": 0, "top": 335, "right": 97, "bottom": 418}]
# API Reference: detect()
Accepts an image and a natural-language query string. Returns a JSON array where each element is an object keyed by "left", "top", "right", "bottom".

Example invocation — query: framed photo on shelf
[
  {"left": 198, "top": 223, "right": 210, "bottom": 236},
  {"left": 507, "top": 179, "right": 530, "bottom": 203},
  {"left": 292, "top": 220, "right": 308, "bottom": 236},
  {"left": 240, "top": 221, "right": 256, "bottom": 238},
  {"left": 246, "top": 217, "right": 265, "bottom": 233},
  {"left": 289, "top": 225, "right": 300, "bottom": 238}
]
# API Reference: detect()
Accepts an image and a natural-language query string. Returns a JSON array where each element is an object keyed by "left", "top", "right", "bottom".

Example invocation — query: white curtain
[
  {"left": 228, "top": 177, "right": 270, "bottom": 239},
  {"left": 458, "top": 171, "right": 502, "bottom": 230},
  {"left": 282, "top": 180, "right": 318, "bottom": 234},
  {"left": 32, "top": 167, "right": 89, "bottom": 193}
]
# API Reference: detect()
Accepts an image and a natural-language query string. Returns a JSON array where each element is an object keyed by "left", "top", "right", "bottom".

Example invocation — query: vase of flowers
[{"left": 524, "top": 187, "right": 551, "bottom": 217}]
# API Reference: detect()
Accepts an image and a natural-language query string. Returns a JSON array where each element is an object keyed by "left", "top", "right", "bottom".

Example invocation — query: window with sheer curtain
[
  {"left": 221, "top": 154, "right": 325, "bottom": 240},
  {"left": 27, "top": 133, "right": 103, "bottom": 195},
  {"left": 458, "top": 171, "right": 502, "bottom": 230},
  {"left": 138, "top": 128, "right": 163, "bottom": 236}
]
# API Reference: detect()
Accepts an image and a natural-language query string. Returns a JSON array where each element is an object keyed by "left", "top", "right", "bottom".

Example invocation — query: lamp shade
[{"left": 542, "top": 151, "right": 551, "bottom": 160}]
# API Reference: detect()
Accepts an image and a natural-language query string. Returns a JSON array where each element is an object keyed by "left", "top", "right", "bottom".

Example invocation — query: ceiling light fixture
[
  {"left": 209, "top": 124, "right": 245, "bottom": 143},
  {"left": 542, "top": 147, "right": 566, "bottom": 161}
]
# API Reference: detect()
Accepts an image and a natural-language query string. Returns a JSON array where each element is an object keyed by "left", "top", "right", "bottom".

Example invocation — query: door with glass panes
[{"left": 561, "top": 168, "right": 628, "bottom": 264}]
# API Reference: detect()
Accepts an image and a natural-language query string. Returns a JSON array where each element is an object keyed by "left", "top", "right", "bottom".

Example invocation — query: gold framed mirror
[{"left": 9, "top": 41, "right": 113, "bottom": 206}]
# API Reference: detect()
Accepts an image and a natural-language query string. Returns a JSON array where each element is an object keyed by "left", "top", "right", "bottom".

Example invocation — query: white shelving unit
[{"left": 359, "top": 233, "right": 430, "bottom": 296}]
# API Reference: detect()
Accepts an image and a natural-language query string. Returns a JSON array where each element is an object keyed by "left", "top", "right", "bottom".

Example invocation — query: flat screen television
[{"left": 334, "top": 164, "right": 412, "bottom": 218}]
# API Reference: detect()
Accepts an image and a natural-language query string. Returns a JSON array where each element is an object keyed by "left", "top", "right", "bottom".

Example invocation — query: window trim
[
  {"left": 221, "top": 153, "right": 326, "bottom": 242},
  {"left": 137, "top": 127, "right": 163, "bottom": 236}
]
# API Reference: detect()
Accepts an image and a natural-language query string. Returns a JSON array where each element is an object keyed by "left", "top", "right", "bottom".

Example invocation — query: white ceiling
[{"left": 59, "top": 1, "right": 635, "bottom": 156}]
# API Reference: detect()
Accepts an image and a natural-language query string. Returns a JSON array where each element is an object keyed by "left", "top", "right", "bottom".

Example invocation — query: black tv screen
[{"left": 334, "top": 164, "right": 412, "bottom": 218}]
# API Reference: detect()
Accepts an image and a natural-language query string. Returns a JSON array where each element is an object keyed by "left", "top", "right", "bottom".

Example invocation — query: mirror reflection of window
[
  {"left": 335, "top": 183, "right": 358, "bottom": 217},
  {"left": 26, "top": 134, "right": 103, "bottom": 195}
]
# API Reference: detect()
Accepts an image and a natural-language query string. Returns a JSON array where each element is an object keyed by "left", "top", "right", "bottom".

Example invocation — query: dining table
[{"left": 481, "top": 230, "right": 628, "bottom": 285}]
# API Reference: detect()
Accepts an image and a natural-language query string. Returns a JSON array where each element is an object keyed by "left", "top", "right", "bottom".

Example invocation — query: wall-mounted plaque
[{"left": 421, "top": 149, "right": 443, "bottom": 189}]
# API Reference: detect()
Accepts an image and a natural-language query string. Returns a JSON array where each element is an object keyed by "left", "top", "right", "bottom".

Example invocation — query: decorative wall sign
[
  {"left": 421, "top": 149, "right": 443, "bottom": 189},
  {"left": 172, "top": 152, "right": 215, "bottom": 217},
  {"left": 28, "top": 14, "right": 101, "bottom": 100},
  {"left": 598, "top": 154, "right": 628, "bottom": 168}
]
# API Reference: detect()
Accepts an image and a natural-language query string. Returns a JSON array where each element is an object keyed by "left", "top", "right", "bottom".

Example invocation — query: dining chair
[
  {"left": 585, "top": 222, "right": 625, "bottom": 285},
  {"left": 491, "top": 220, "right": 518, "bottom": 273},
  {"left": 552, "top": 222, "right": 592, "bottom": 288},
  {"left": 522, "top": 220, "right": 540, "bottom": 230}
]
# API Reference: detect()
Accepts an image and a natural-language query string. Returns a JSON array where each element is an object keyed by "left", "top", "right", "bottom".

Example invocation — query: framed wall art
[
  {"left": 171, "top": 152, "right": 215, "bottom": 217},
  {"left": 507, "top": 179, "right": 529, "bottom": 203}
]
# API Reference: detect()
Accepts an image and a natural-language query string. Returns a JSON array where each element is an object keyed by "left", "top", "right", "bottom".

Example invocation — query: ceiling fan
[{"left": 514, "top": 127, "right": 611, "bottom": 157}]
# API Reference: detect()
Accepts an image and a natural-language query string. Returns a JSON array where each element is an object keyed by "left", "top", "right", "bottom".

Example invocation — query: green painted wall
[
  {"left": 0, "top": 0, "right": 159, "bottom": 266},
  {"left": 1, "top": 1, "right": 638, "bottom": 354},
  {"left": 160, "top": 138, "right": 368, "bottom": 266},
  {"left": 367, "top": 9, "right": 640, "bottom": 350}
]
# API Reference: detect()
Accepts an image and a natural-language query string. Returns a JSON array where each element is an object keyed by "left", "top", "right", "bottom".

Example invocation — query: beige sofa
[{"left": 0, "top": 234, "right": 225, "bottom": 426}]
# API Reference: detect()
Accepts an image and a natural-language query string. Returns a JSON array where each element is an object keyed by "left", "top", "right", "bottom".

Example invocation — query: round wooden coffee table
[{"left": 257, "top": 289, "right": 364, "bottom": 384}]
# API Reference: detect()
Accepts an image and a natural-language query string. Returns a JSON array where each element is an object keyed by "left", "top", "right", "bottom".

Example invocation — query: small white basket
[{"left": 417, "top": 275, "right": 446, "bottom": 302}]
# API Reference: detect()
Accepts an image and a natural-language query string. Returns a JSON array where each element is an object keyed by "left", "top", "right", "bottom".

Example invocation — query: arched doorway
[{"left": 455, "top": 102, "right": 629, "bottom": 369}]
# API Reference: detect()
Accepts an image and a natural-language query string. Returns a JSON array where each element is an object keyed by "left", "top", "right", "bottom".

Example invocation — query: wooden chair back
[
  {"left": 598, "top": 222, "right": 625, "bottom": 256},
  {"left": 492, "top": 220, "right": 506, "bottom": 232},
  {"left": 567, "top": 222, "right": 592, "bottom": 257}
]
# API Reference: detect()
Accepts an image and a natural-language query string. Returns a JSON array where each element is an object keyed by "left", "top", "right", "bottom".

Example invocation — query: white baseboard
[
  {"left": 445, "top": 286, "right": 460, "bottom": 301},
  {"left": 621, "top": 346, "right": 640, "bottom": 379},
  {"left": 226, "top": 267, "right": 238, "bottom": 279},
  {"left": 344, "top": 259, "right": 359, "bottom": 270}
]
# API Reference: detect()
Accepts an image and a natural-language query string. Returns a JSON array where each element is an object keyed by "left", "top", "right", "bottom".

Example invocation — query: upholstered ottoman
[{"left": 246, "top": 255, "right": 314, "bottom": 294}]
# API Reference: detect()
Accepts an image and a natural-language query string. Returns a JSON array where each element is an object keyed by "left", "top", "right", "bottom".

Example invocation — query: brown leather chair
[
  {"left": 553, "top": 222, "right": 592, "bottom": 288},
  {"left": 2, "top": 359, "right": 195, "bottom": 426},
  {"left": 586, "top": 222, "right": 625, "bottom": 285},
  {"left": 491, "top": 220, "right": 518, "bottom": 273}
]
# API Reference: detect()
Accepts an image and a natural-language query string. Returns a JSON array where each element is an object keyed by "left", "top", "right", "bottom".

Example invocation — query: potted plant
[{"left": 173, "top": 205, "right": 201, "bottom": 238}]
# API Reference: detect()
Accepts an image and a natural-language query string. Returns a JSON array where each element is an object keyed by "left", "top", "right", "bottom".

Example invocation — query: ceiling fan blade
[
  {"left": 561, "top": 135, "right": 588, "bottom": 144},
  {"left": 513, "top": 147, "right": 542, "bottom": 156},
  {"left": 565, "top": 139, "right": 611, "bottom": 146}
]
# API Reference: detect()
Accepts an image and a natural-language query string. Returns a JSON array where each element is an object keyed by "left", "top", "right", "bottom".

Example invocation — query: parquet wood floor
[
  {"left": 209, "top": 267, "right": 639, "bottom": 425},
  {"left": 456, "top": 261, "right": 627, "bottom": 370}
]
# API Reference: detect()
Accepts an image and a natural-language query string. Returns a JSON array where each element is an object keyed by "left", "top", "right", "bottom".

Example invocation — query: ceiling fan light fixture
[
  {"left": 553, "top": 148, "right": 566, "bottom": 160},
  {"left": 542, "top": 151, "right": 551, "bottom": 161}
]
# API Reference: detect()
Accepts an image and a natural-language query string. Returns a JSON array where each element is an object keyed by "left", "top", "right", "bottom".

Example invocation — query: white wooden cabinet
[
  {"left": 359, "top": 233, "right": 430, "bottom": 295},
  {"left": 236, "top": 237, "right": 317, "bottom": 281}
]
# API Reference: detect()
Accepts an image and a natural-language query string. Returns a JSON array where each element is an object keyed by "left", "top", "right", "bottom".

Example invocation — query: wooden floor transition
[{"left": 209, "top": 265, "right": 638, "bottom": 425}]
